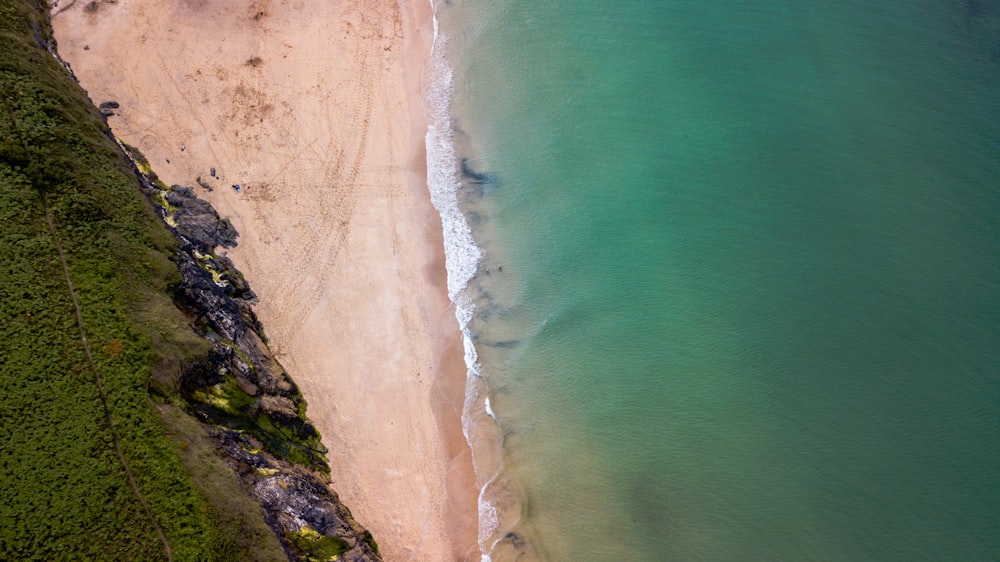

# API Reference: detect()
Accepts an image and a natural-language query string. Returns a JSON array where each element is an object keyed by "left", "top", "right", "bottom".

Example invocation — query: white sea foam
[
  {"left": 478, "top": 477, "right": 500, "bottom": 551},
  {"left": 425, "top": 14, "right": 482, "bottom": 337},
  {"left": 425, "top": 5, "right": 482, "bottom": 380},
  {"left": 484, "top": 396, "right": 497, "bottom": 420},
  {"left": 424, "top": 3, "right": 497, "bottom": 560}
]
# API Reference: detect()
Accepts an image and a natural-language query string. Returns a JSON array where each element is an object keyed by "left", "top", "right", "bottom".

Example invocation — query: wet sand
[{"left": 50, "top": 0, "right": 478, "bottom": 559}]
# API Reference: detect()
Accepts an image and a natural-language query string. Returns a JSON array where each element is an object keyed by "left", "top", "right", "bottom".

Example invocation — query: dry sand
[{"left": 51, "top": 0, "right": 478, "bottom": 559}]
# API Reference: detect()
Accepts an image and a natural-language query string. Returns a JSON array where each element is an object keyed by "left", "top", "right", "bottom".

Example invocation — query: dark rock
[
  {"left": 261, "top": 395, "right": 298, "bottom": 421},
  {"left": 235, "top": 376, "right": 259, "bottom": 397},
  {"left": 209, "top": 430, "right": 380, "bottom": 561},
  {"left": 252, "top": 469, "right": 380, "bottom": 562},
  {"left": 128, "top": 158, "right": 379, "bottom": 561},
  {"left": 177, "top": 355, "right": 223, "bottom": 393},
  {"left": 166, "top": 185, "right": 239, "bottom": 251},
  {"left": 31, "top": 21, "right": 44, "bottom": 50},
  {"left": 98, "top": 101, "right": 117, "bottom": 117},
  {"left": 47, "top": 42, "right": 381, "bottom": 562}
]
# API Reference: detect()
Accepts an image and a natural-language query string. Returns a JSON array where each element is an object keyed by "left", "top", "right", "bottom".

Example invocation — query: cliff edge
[{"left": 0, "top": 0, "right": 380, "bottom": 558}]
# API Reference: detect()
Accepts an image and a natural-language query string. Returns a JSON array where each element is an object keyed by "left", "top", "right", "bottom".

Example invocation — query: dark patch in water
[
  {"left": 473, "top": 307, "right": 496, "bottom": 321},
  {"left": 627, "top": 477, "right": 674, "bottom": 550},
  {"left": 955, "top": 0, "right": 1000, "bottom": 65},
  {"left": 961, "top": 0, "right": 998, "bottom": 18},
  {"left": 461, "top": 157, "right": 497, "bottom": 185},
  {"left": 463, "top": 208, "right": 485, "bottom": 226},
  {"left": 501, "top": 426, "right": 515, "bottom": 446},
  {"left": 480, "top": 339, "right": 520, "bottom": 349},
  {"left": 471, "top": 291, "right": 515, "bottom": 321},
  {"left": 459, "top": 157, "right": 499, "bottom": 198},
  {"left": 503, "top": 532, "right": 526, "bottom": 550}
]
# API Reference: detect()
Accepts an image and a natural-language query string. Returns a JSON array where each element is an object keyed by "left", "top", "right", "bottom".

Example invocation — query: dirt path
[
  {"left": 43, "top": 200, "right": 173, "bottom": 562},
  {"left": 5, "top": 93, "right": 172, "bottom": 560}
]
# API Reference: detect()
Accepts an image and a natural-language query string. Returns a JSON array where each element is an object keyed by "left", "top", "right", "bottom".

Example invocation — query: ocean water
[{"left": 425, "top": 1, "right": 1000, "bottom": 560}]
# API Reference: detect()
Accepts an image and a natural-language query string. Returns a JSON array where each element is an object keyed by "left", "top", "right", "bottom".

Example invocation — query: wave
[{"left": 423, "top": 3, "right": 500, "bottom": 561}]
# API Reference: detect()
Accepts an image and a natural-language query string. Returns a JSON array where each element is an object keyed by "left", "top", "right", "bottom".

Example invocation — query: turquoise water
[{"left": 429, "top": 1, "right": 1000, "bottom": 560}]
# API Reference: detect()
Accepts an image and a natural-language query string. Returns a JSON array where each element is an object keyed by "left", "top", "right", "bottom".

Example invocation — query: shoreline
[
  {"left": 51, "top": 0, "right": 478, "bottom": 559},
  {"left": 400, "top": 1, "right": 481, "bottom": 558}
]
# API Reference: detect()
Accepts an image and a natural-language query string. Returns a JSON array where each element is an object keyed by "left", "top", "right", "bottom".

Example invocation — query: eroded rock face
[
  {"left": 261, "top": 395, "right": 299, "bottom": 421},
  {"left": 45, "top": 22, "right": 380, "bottom": 562},
  {"left": 215, "top": 430, "right": 380, "bottom": 562},
  {"left": 166, "top": 185, "right": 238, "bottom": 251},
  {"left": 125, "top": 149, "right": 381, "bottom": 562}
]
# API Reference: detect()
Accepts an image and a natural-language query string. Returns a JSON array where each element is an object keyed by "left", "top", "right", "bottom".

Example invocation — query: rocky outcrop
[
  {"left": 40, "top": 16, "right": 379, "bottom": 561},
  {"left": 215, "top": 430, "right": 380, "bottom": 562},
  {"left": 98, "top": 100, "right": 118, "bottom": 117},
  {"left": 123, "top": 145, "right": 381, "bottom": 562},
  {"left": 164, "top": 185, "right": 238, "bottom": 250}
]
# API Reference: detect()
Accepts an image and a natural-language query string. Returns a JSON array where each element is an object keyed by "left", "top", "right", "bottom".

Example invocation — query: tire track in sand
[{"left": 270, "top": 0, "right": 400, "bottom": 338}]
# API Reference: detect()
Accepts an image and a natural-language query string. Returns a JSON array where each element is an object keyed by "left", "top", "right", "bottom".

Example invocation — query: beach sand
[{"left": 50, "top": 0, "right": 478, "bottom": 559}]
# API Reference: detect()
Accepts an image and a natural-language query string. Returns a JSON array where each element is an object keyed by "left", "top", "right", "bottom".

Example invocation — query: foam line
[{"left": 424, "top": 3, "right": 497, "bottom": 560}]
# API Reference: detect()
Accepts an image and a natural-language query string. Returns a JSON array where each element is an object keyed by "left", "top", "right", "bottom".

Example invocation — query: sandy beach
[{"left": 50, "top": 0, "right": 477, "bottom": 559}]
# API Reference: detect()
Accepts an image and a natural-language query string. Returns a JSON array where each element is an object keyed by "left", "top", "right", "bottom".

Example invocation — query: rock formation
[{"left": 125, "top": 148, "right": 381, "bottom": 561}]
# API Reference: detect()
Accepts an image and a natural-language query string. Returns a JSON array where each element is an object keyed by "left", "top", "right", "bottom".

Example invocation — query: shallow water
[{"left": 429, "top": 1, "right": 1000, "bottom": 560}]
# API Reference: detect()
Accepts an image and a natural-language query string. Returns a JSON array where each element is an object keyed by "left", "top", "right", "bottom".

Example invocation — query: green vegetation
[
  {"left": 123, "top": 142, "right": 331, "bottom": 474},
  {"left": 362, "top": 530, "right": 379, "bottom": 555},
  {"left": 284, "top": 527, "right": 349, "bottom": 562},
  {"left": 0, "top": 1, "right": 285, "bottom": 559},
  {"left": 186, "top": 372, "right": 330, "bottom": 471},
  {"left": 156, "top": 405, "right": 288, "bottom": 562}
]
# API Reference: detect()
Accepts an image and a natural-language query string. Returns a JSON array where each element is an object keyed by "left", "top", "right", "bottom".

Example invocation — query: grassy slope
[{"left": 0, "top": 1, "right": 285, "bottom": 559}]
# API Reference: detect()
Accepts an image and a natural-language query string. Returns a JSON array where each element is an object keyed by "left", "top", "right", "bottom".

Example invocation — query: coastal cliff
[
  {"left": 0, "top": 0, "right": 379, "bottom": 559},
  {"left": 127, "top": 147, "right": 382, "bottom": 562}
]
